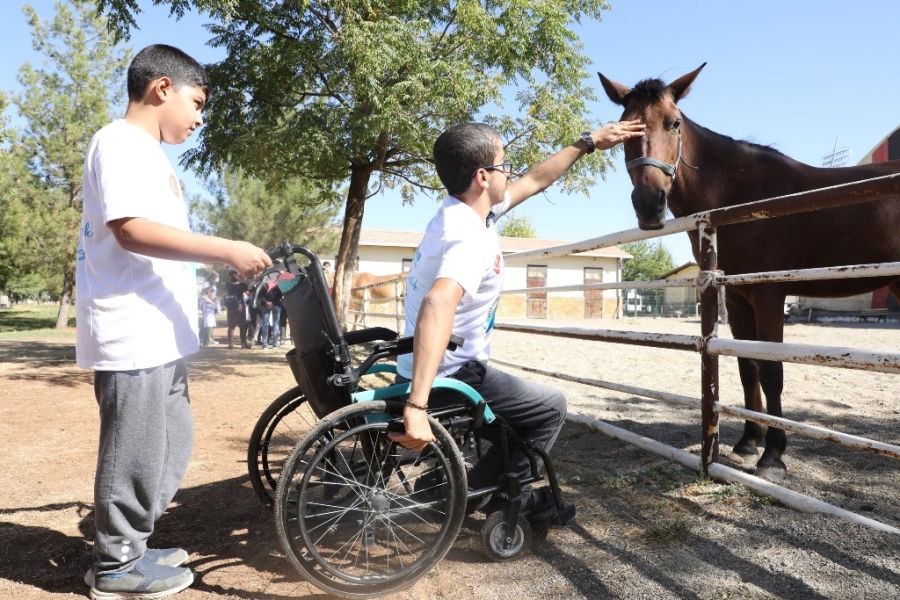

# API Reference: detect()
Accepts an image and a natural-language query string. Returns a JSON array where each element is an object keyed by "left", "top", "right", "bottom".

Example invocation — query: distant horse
[
  {"left": 600, "top": 64, "right": 900, "bottom": 481},
  {"left": 349, "top": 272, "right": 406, "bottom": 325}
]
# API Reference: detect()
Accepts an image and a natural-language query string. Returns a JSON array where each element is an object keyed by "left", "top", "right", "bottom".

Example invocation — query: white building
[{"left": 348, "top": 229, "right": 632, "bottom": 319}]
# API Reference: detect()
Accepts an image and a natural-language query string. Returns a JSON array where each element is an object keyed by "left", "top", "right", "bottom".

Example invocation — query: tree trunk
[
  {"left": 332, "top": 166, "right": 373, "bottom": 329},
  {"left": 55, "top": 262, "right": 75, "bottom": 328}
]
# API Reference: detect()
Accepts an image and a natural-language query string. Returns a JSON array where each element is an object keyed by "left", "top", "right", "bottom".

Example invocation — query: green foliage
[
  {"left": 497, "top": 211, "right": 537, "bottom": 238},
  {"left": 174, "top": 0, "right": 615, "bottom": 190},
  {"left": 94, "top": 0, "right": 616, "bottom": 322},
  {"left": 0, "top": 94, "right": 29, "bottom": 291},
  {"left": 5, "top": 272, "right": 52, "bottom": 302},
  {"left": 189, "top": 169, "right": 342, "bottom": 254},
  {"left": 620, "top": 240, "right": 676, "bottom": 282},
  {"left": 2, "top": 0, "right": 129, "bottom": 322}
]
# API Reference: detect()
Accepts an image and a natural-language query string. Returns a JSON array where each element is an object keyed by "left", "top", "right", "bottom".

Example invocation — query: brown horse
[
  {"left": 600, "top": 64, "right": 900, "bottom": 481},
  {"left": 349, "top": 272, "right": 406, "bottom": 325}
]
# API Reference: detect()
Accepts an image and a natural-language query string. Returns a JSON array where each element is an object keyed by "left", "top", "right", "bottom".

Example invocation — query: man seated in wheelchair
[{"left": 388, "top": 121, "right": 644, "bottom": 517}]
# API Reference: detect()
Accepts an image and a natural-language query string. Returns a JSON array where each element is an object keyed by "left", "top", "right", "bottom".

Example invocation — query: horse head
[{"left": 599, "top": 64, "right": 706, "bottom": 230}]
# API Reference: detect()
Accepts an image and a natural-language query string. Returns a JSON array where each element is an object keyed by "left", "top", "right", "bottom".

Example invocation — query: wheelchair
[{"left": 246, "top": 243, "right": 575, "bottom": 598}]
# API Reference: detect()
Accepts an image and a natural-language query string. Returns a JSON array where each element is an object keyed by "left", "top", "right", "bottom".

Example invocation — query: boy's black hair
[
  {"left": 433, "top": 123, "right": 500, "bottom": 196},
  {"left": 127, "top": 44, "right": 211, "bottom": 102}
]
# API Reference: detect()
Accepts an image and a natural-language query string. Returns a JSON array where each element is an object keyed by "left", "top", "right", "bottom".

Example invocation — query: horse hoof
[
  {"left": 725, "top": 445, "right": 759, "bottom": 466},
  {"left": 754, "top": 464, "right": 787, "bottom": 483},
  {"left": 725, "top": 451, "right": 747, "bottom": 466}
]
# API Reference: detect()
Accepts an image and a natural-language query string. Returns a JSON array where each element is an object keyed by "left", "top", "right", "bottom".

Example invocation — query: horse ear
[
  {"left": 598, "top": 72, "right": 631, "bottom": 106},
  {"left": 668, "top": 62, "right": 707, "bottom": 103}
]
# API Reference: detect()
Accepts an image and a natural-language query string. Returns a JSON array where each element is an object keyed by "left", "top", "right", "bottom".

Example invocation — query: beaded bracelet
[{"left": 405, "top": 401, "right": 428, "bottom": 411}]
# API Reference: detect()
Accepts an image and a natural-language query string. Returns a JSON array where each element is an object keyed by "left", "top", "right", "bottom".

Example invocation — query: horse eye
[{"left": 672, "top": 119, "right": 682, "bottom": 131}]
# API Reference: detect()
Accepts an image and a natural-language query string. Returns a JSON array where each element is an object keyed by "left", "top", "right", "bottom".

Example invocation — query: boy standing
[{"left": 76, "top": 44, "right": 271, "bottom": 599}]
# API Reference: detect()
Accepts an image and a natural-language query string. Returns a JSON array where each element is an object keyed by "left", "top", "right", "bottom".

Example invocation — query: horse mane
[
  {"left": 624, "top": 78, "right": 668, "bottom": 103},
  {"left": 689, "top": 118, "right": 787, "bottom": 158},
  {"left": 626, "top": 78, "right": 787, "bottom": 159}
]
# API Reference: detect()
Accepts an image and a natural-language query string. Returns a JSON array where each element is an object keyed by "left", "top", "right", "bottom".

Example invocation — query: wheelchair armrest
[
  {"left": 345, "top": 327, "right": 398, "bottom": 346},
  {"left": 371, "top": 333, "right": 464, "bottom": 357},
  {"left": 372, "top": 336, "right": 413, "bottom": 357}
]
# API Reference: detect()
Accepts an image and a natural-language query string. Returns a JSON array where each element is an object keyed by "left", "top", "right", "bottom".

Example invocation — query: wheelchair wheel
[
  {"left": 247, "top": 386, "right": 317, "bottom": 507},
  {"left": 275, "top": 400, "right": 467, "bottom": 598},
  {"left": 481, "top": 509, "right": 532, "bottom": 562}
]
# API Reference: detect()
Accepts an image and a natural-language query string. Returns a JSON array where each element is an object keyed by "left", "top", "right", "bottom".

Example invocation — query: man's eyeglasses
[{"left": 478, "top": 162, "right": 513, "bottom": 176}]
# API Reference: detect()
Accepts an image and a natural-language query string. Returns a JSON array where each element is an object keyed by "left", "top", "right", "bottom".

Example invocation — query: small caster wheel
[{"left": 481, "top": 510, "right": 532, "bottom": 562}]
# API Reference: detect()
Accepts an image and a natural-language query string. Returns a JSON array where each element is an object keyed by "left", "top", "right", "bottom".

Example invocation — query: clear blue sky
[{"left": 3, "top": 0, "right": 899, "bottom": 265}]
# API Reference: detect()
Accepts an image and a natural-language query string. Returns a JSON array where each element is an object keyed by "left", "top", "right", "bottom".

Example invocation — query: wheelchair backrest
[{"left": 280, "top": 247, "right": 354, "bottom": 419}]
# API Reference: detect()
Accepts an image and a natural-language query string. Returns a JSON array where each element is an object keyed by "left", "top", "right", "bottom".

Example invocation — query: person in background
[
  {"left": 224, "top": 269, "right": 248, "bottom": 349},
  {"left": 199, "top": 286, "right": 220, "bottom": 346},
  {"left": 200, "top": 271, "right": 219, "bottom": 302},
  {"left": 239, "top": 288, "right": 253, "bottom": 348},
  {"left": 322, "top": 261, "right": 335, "bottom": 296},
  {"left": 257, "top": 279, "right": 284, "bottom": 350}
]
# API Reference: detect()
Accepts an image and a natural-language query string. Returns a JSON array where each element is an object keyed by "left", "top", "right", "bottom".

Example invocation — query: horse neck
[{"left": 667, "top": 118, "right": 813, "bottom": 216}]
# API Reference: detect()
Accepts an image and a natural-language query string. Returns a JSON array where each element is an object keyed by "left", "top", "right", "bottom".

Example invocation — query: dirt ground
[{"left": 2, "top": 317, "right": 900, "bottom": 599}]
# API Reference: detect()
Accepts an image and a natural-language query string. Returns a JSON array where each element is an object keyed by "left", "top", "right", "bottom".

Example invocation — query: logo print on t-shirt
[
  {"left": 493, "top": 254, "right": 501, "bottom": 275},
  {"left": 169, "top": 174, "right": 182, "bottom": 198}
]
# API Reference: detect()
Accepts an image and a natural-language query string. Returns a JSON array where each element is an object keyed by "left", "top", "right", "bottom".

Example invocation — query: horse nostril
[{"left": 657, "top": 190, "right": 667, "bottom": 214}]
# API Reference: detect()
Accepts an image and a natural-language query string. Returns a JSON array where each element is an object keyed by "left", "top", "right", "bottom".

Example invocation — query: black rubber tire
[
  {"left": 275, "top": 400, "right": 467, "bottom": 598},
  {"left": 481, "top": 509, "right": 532, "bottom": 562},
  {"left": 246, "top": 386, "right": 316, "bottom": 507}
]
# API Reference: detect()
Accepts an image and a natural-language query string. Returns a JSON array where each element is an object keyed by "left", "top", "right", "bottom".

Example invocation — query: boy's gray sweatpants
[{"left": 92, "top": 359, "right": 193, "bottom": 575}]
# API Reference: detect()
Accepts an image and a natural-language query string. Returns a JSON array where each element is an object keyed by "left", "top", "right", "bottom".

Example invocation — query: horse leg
[
  {"left": 723, "top": 293, "right": 766, "bottom": 465},
  {"left": 752, "top": 291, "right": 788, "bottom": 482}
]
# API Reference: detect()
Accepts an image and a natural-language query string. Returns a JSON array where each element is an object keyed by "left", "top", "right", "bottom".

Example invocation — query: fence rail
[{"left": 493, "top": 173, "right": 900, "bottom": 533}]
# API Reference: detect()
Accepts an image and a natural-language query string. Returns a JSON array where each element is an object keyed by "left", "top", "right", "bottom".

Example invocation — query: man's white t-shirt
[
  {"left": 75, "top": 119, "right": 200, "bottom": 371},
  {"left": 397, "top": 193, "right": 511, "bottom": 379}
]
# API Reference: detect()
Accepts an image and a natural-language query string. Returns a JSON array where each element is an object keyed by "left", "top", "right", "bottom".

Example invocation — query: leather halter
[{"left": 625, "top": 128, "right": 698, "bottom": 181}]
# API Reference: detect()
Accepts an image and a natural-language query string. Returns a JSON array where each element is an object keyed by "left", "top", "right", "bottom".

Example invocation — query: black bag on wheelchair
[{"left": 278, "top": 258, "right": 354, "bottom": 420}]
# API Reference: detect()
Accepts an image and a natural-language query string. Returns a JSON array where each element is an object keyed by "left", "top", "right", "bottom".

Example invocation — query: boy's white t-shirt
[
  {"left": 397, "top": 193, "right": 510, "bottom": 379},
  {"left": 75, "top": 119, "right": 200, "bottom": 371}
]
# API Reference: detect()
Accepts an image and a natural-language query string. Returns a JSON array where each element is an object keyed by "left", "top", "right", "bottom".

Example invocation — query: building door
[
  {"left": 584, "top": 267, "right": 604, "bottom": 318},
  {"left": 526, "top": 265, "right": 547, "bottom": 319}
]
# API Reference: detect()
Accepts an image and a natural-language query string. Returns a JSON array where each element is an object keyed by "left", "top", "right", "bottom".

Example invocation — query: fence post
[
  {"left": 699, "top": 221, "right": 720, "bottom": 473},
  {"left": 362, "top": 288, "right": 370, "bottom": 329},
  {"left": 394, "top": 280, "right": 403, "bottom": 333}
]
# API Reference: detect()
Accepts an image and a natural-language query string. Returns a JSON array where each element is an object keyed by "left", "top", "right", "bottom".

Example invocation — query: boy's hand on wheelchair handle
[
  {"left": 388, "top": 407, "right": 435, "bottom": 452},
  {"left": 226, "top": 241, "right": 272, "bottom": 278}
]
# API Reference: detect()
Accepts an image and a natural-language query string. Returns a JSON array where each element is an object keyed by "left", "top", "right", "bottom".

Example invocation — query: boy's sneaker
[
  {"left": 89, "top": 556, "right": 193, "bottom": 599},
  {"left": 84, "top": 549, "right": 189, "bottom": 587}
]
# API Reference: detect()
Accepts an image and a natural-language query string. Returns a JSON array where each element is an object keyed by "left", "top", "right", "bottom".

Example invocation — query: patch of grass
[
  {"left": 643, "top": 518, "right": 692, "bottom": 544},
  {"left": 561, "top": 469, "right": 636, "bottom": 489},
  {"left": 643, "top": 464, "right": 685, "bottom": 490},
  {"left": 710, "top": 483, "right": 771, "bottom": 506},
  {"left": 0, "top": 305, "right": 74, "bottom": 333}
]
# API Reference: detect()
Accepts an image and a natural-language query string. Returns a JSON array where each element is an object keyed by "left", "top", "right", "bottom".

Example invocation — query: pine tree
[{"left": 12, "top": 0, "right": 129, "bottom": 326}]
